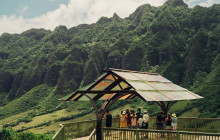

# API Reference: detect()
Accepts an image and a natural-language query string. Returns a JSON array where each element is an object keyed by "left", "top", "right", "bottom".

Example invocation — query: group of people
[
  {"left": 119, "top": 108, "right": 149, "bottom": 130},
  {"left": 156, "top": 111, "right": 178, "bottom": 131},
  {"left": 104, "top": 107, "right": 178, "bottom": 132}
]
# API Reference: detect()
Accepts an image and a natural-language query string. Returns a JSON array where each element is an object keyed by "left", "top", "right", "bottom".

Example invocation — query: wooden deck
[
  {"left": 72, "top": 136, "right": 90, "bottom": 140},
  {"left": 73, "top": 131, "right": 220, "bottom": 140}
]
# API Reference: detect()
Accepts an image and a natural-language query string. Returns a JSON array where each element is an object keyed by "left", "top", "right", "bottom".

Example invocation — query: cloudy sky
[{"left": 0, "top": 0, "right": 219, "bottom": 35}]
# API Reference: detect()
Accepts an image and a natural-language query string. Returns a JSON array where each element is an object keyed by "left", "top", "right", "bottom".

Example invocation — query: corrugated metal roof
[{"left": 63, "top": 68, "right": 203, "bottom": 101}]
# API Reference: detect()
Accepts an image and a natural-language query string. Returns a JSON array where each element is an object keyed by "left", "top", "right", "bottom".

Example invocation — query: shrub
[
  {"left": 0, "top": 128, "right": 52, "bottom": 140},
  {"left": 3, "top": 116, "right": 33, "bottom": 128},
  {"left": 17, "top": 132, "right": 52, "bottom": 140},
  {"left": 0, "top": 128, "right": 12, "bottom": 140}
]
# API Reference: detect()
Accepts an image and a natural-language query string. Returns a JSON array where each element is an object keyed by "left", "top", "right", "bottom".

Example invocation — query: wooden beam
[
  {"left": 109, "top": 68, "right": 159, "bottom": 75},
  {"left": 76, "top": 90, "right": 136, "bottom": 94},
  {"left": 93, "top": 78, "right": 123, "bottom": 101},
  {"left": 72, "top": 72, "right": 111, "bottom": 101},
  {"left": 87, "top": 73, "right": 111, "bottom": 90}
]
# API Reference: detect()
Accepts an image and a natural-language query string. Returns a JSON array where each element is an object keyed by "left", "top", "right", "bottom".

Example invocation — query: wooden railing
[
  {"left": 101, "top": 128, "right": 220, "bottom": 140},
  {"left": 53, "top": 117, "right": 220, "bottom": 140},
  {"left": 52, "top": 125, "right": 65, "bottom": 140},
  {"left": 88, "top": 129, "right": 96, "bottom": 140}
]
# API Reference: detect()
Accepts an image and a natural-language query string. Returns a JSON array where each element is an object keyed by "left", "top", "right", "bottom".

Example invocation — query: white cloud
[
  {"left": 1, "top": 0, "right": 165, "bottom": 35},
  {"left": 0, "top": 15, "right": 32, "bottom": 34},
  {"left": 187, "top": 0, "right": 200, "bottom": 4},
  {"left": 198, "top": 0, "right": 218, "bottom": 7},
  {"left": 0, "top": 0, "right": 218, "bottom": 35}
]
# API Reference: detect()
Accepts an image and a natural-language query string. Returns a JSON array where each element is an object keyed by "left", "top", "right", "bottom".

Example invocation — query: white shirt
[
  {"left": 138, "top": 118, "right": 144, "bottom": 127},
  {"left": 143, "top": 114, "right": 149, "bottom": 123}
]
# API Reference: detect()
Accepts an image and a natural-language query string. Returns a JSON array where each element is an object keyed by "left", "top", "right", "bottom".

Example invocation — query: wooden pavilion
[{"left": 62, "top": 68, "right": 203, "bottom": 140}]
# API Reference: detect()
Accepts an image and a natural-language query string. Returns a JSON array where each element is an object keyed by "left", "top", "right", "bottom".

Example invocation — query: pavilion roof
[{"left": 63, "top": 68, "right": 203, "bottom": 102}]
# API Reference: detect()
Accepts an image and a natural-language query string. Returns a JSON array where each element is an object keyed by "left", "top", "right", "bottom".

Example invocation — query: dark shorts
[{"left": 142, "top": 122, "right": 148, "bottom": 129}]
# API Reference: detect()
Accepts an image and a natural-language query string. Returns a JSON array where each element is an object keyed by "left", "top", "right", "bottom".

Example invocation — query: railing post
[
  {"left": 62, "top": 125, "right": 65, "bottom": 140},
  {"left": 101, "top": 130, "right": 104, "bottom": 140},
  {"left": 136, "top": 130, "right": 140, "bottom": 140},
  {"left": 77, "top": 123, "right": 80, "bottom": 136},
  {"left": 177, "top": 132, "right": 180, "bottom": 140},
  {"left": 195, "top": 118, "right": 198, "bottom": 132},
  {"left": 94, "top": 120, "right": 96, "bottom": 128}
]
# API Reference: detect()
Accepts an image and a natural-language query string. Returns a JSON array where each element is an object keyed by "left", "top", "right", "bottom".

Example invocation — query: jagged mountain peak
[
  {"left": 113, "top": 13, "right": 119, "bottom": 18},
  {"left": 112, "top": 12, "right": 123, "bottom": 23}
]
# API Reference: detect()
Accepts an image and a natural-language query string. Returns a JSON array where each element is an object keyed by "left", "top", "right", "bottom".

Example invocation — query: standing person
[
  {"left": 165, "top": 114, "right": 172, "bottom": 137},
  {"left": 130, "top": 111, "right": 137, "bottom": 139},
  {"left": 142, "top": 110, "right": 149, "bottom": 138},
  {"left": 156, "top": 112, "right": 164, "bottom": 130},
  {"left": 119, "top": 111, "right": 128, "bottom": 128},
  {"left": 142, "top": 110, "right": 149, "bottom": 129},
  {"left": 172, "top": 113, "right": 178, "bottom": 131},
  {"left": 119, "top": 111, "right": 128, "bottom": 138},
  {"left": 165, "top": 114, "right": 172, "bottom": 130},
  {"left": 104, "top": 110, "right": 112, "bottom": 135},
  {"left": 126, "top": 109, "right": 131, "bottom": 128},
  {"left": 136, "top": 107, "right": 143, "bottom": 121},
  {"left": 130, "top": 111, "right": 137, "bottom": 129},
  {"left": 156, "top": 112, "right": 165, "bottom": 137},
  {"left": 137, "top": 114, "right": 144, "bottom": 128}
]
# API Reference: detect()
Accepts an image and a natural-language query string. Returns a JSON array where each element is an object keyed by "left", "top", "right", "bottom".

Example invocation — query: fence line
[
  {"left": 100, "top": 128, "right": 220, "bottom": 140},
  {"left": 53, "top": 117, "right": 220, "bottom": 140}
]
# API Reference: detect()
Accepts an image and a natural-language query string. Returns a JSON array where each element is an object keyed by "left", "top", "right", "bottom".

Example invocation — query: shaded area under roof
[{"left": 62, "top": 68, "right": 203, "bottom": 102}]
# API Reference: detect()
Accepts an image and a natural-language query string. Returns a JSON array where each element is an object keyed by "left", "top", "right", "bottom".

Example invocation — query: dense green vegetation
[
  {"left": 0, "top": 128, "right": 52, "bottom": 140},
  {"left": 0, "top": 0, "right": 219, "bottom": 135}
]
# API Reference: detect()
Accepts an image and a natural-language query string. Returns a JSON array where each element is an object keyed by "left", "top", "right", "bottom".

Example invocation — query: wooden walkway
[{"left": 72, "top": 136, "right": 90, "bottom": 140}]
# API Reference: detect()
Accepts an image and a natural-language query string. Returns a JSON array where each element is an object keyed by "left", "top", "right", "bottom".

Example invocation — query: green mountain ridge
[{"left": 0, "top": 0, "right": 219, "bottom": 133}]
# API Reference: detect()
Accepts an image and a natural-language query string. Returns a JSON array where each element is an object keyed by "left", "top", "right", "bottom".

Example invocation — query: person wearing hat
[
  {"left": 172, "top": 113, "right": 177, "bottom": 131},
  {"left": 119, "top": 111, "right": 128, "bottom": 128},
  {"left": 142, "top": 110, "right": 149, "bottom": 129},
  {"left": 119, "top": 110, "right": 129, "bottom": 138}
]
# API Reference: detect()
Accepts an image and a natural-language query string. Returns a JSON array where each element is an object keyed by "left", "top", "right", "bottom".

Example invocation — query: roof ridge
[{"left": 108, "top": 68, "right": 159, "bottom": 75}]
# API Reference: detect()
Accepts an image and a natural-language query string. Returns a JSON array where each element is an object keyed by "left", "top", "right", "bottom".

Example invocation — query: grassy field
[
  {"left": 0, "top": 98, "right": 202, "bottom": 137},
  {"left": 0, "top": 103, "right": 137, "bottom": 134}
]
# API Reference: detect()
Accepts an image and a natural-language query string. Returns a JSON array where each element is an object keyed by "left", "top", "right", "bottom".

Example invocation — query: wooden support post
[
  {"left": 177, "top": 132, "right": 180, "bottom": 140},
  {"left": 62, "top": 126, "right": 65, "bottom": 140},
  {"left": 77, "top": 123, "right": 80, "bottom": 137},
  {"left": 157, "top": 101, "right": 171, "bottom": 116},
  {"left": 195, "top": 118, "right": 198, "bottom": 132},
  {"left": 84, "top": 92, "right": 128, "bottom": 140},
  {"left": 96, "top": 118, "right": 102, "bottom": 140},
  {"left": 136, "top": 131, "right": 140, "bottom": 140}
]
